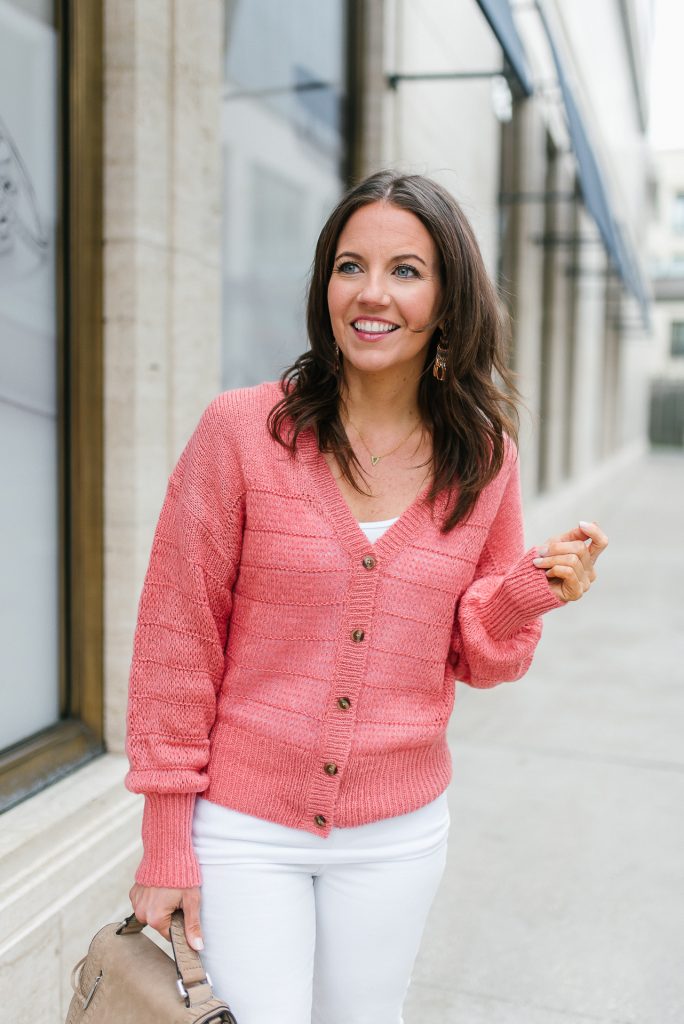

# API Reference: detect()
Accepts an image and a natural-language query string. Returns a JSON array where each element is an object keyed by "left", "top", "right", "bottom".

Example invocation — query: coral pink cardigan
[{"left": 125, "top": 381, "right": 564, "bottom": 887}]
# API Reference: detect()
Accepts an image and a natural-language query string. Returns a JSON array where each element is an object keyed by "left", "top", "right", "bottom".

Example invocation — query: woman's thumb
[{"left": 181, "top": 888, "right": 204, "bottom": 951}]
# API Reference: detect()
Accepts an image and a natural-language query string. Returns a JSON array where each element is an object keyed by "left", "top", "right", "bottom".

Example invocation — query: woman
[{"left": 126, "top": 170, "right": 607, "bottom": 1024}]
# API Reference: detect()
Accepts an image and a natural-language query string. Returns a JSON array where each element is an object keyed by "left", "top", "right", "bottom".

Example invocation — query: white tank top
[{"left": 357, "top": 516, "right": 399, "bottom": 544}]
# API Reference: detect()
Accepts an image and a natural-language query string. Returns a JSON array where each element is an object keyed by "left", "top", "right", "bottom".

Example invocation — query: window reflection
[
  {"left": 0, "top": 0, "right": 59, "bottom": 748},
  {"left": 222, "top": 0, "right": 347, "bottom": 388}
]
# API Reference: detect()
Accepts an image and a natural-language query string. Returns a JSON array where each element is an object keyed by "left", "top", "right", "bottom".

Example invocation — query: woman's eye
[
  {"left": 336, "top": 261, "right": 361, "bottom": 274},
  {"left": 394, "top": 264, "right": 419, "bottom": 279}
]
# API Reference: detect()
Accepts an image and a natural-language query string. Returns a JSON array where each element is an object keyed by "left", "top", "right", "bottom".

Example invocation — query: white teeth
[{"left": 352, "top": 320, "right": 398, "bottom": 333}]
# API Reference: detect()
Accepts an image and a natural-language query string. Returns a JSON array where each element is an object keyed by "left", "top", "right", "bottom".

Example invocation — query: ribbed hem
[
  {"left": 478, "top": 546, "right": 567, "bottom": 641},
  {"left": 204, "top": 722, "right": 453, "bottom": 836},
  {"left": 135, "top": 792, "right": 202, "bottom": 888}
]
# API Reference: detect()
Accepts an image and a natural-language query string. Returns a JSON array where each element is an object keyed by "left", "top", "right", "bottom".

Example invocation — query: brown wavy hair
[{"left": 267, "top": 170, "right": 520, "bottom": 530}]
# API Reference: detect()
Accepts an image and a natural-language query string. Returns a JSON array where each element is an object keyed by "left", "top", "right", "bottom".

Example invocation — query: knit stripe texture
[{"left": 125, "top": 382, "right": 565, "bottom": 887}]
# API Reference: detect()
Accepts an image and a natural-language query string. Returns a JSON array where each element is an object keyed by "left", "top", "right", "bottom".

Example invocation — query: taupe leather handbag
[{"left": 65, "top": 910, "right": 238, "bottom": 1023}]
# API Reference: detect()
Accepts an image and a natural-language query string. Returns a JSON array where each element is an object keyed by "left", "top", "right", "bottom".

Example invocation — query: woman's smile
[{"left": 351, "top": 317, "right": 400, "bottom": 342}]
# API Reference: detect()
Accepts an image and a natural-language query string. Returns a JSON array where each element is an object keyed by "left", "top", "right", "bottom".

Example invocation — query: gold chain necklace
[{"left": 347, "top": 418, "right": 421, "bottom": 466}]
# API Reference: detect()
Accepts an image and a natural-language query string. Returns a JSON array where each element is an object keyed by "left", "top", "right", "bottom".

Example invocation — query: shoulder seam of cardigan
[{"left": 165, "top": 479, "right": 246, "bottom": 572}]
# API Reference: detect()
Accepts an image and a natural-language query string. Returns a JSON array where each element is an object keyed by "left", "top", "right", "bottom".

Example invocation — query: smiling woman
[
  {"left": 125, "top": 170, "right": 607, "bottom": 1024},
  {"left": 270, "top": 169, "right": 523, "bottom": 529},
  {"left": 327, "top": 203, "right": 442, "bottom": 381}
]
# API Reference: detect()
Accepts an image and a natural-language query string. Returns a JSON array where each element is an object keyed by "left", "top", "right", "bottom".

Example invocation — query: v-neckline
[{"left": 299, "top": 429, "right": 440, "bottom": 560}]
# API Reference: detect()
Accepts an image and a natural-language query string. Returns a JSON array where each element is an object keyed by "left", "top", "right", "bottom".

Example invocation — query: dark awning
[
  {"left": 475, "top": 0, "right": 534, "bottom": 97},
  {"left": 538, "top": 9, "right": 650, "bottom": 322}
]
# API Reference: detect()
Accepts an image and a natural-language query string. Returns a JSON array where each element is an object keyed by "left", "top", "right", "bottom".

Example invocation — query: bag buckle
[
  {"left": 176, "top": 977, "right": 189, "bottom": 1004},
  {"left": 176, "top": 973, "right": 213, "bottom": 1007}
]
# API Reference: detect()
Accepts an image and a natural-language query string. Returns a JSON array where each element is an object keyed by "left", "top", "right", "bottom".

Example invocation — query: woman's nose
[{"left": 357, "top": 275, "right": 390, "bottom": 305}]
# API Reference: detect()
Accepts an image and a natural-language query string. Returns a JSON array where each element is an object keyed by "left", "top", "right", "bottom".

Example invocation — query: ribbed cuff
[
  {"left": 135, "top": 792, "right": 201, "bottom": 888},
  {"left": 478, "top": 546, "right": 567, "bottom": 641}
]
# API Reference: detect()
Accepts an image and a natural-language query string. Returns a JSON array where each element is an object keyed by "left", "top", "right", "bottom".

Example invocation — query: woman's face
[{"left": 327, "top": 201, "right": 443, "bottom": 381}]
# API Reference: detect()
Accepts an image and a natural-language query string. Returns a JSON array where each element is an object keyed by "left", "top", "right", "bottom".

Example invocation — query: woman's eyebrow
[{"left": 334, "top": 250, "right": 428, "bottom": 267}]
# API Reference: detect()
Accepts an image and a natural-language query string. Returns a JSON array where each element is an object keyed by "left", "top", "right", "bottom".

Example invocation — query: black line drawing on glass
[{"left": 0, "top": 114, "right": 49, "bottom": 266}]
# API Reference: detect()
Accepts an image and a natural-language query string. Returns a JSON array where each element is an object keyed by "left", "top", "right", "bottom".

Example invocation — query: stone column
[{"left": 103, "top": 0, "right": 223, "bottom": 752}]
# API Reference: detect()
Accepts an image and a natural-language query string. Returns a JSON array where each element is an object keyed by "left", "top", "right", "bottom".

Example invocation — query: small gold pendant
[{"left": 370, "top": 455, "right": 380, "bottom": 466}]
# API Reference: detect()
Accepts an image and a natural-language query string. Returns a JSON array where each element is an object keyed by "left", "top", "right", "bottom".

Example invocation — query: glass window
[
  {"left": 1, "top": 0, "right": 103, "bottom": 811},
  {"left": 0, "top": 0, "right": 59, "bottom": 749},
  {"left": 672, "top": 193, "right": 684, "bottom": 234},
  {"left": 221, "top": 0, "right": 348, "bottom": 388},
  {"left": 671, "top": 322, "right": 684, "bottom": 358}
]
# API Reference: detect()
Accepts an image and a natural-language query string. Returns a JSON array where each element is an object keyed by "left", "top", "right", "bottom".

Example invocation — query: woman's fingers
[
  {"left": 532, "top": 521, "right": 608, "bottom": 603},
  {"left": 540, "top": 521, "right": 608, "bottom": 564},
  {"left": 128, "top": 885, "right": 203, "bottom": 948},
  {"left": 180, "top": 886, "right": 204, "bottom": 951},
  {"left": 533, "top": 543, "right": 593, "bottom": 575},
  {"left": 128, "top": 884, "right": 184, "bottom": 941},
  {"left": 543, "top": 563, "right": 588, "bottom": 602},
  {"left": 578, "top": 520, "right": 609, "bottom": 564}
]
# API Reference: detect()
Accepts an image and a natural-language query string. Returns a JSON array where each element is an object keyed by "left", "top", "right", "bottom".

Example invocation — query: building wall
[
  {"left": 650, "top": 149, "right": 684, "bottom": 379},
  {"left": 104, "top": 0, "right": 223, "bottom": 757},
  {"left": 382, "top": 0, "right": 503, "bottom": 274},
  {"left": 551, "top": 0, "right": 655, "bottom": 454},
  {"left": 647, "top": 148, "right": 684, "bottom": 444},
  {"left": 377, "top": 0, "right": 653, "bottom": 499},
  {"left": 0, "top": 3, "right": 223, "bottom": 1019}
]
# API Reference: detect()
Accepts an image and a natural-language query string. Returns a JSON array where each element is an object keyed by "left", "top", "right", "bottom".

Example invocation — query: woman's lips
[{"left": 350, "top": 321, "right": 400, "bottom": 342}]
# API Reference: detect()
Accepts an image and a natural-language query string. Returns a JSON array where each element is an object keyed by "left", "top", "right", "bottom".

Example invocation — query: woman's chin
[{"left": 343, "top": 350, "right": 421, "bottom": 379}]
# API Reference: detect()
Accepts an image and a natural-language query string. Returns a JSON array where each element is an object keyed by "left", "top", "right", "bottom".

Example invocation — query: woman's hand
[
  {"left": 533, "top": 520, "right": 608, "bottom": 603},
  {"left": 129, "top": 882, "right": 204, "bottom": 951}
]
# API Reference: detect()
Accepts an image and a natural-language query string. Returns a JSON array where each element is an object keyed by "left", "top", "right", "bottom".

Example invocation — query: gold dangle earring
[
  {"left": 332, "top": 342, "right": 340, "bottom": 374},
  {"left": 432, "top": 322, "right": 449, "bottom": 382}
]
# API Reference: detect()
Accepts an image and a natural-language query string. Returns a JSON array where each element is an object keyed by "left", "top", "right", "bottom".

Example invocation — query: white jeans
[{"left": 191, "top": 794, "right": 450, "bottom": 1024}]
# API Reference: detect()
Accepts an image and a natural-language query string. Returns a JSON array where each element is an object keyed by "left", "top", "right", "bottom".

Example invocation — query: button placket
[{"left": 304, "top": 546, "right": 379, "bottom": 835}]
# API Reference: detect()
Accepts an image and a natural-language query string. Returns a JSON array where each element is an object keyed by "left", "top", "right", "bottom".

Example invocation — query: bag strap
[
  {"left": 115, "top": 914, "right": 146, "bottom": 935},
  {"left": 116, "top": 911, "right": 214, "bottom": 1008},
  {"left": 169, "top": 910, "right": 214, "bottom": 1007}
]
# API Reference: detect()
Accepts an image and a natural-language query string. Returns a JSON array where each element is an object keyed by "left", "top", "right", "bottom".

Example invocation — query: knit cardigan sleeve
[
  {"left": 449, "top": 446, "right": 566, "bottom": 688},
  {"left": 124, "top": 395, "right": 245, "bottom": 888}
]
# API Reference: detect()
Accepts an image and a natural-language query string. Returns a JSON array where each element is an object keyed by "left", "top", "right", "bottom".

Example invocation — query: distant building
[{"left": 649, "top": 149, "right": 684, "bottom": 444}]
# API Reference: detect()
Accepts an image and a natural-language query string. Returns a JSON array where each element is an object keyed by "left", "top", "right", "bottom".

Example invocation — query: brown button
[
  {"left": 314, "top": 814, "right": 327, "bottom": 827},
  {"left": 362, "top": 555, "right": 376, "bottom": 570},
  {"left": 337, "top": 697, "right": 351, "bottom": 710},
  {"left": 351, "top": 628, "right": 365, "bottom": 643},
  {"left": 324, "top": 762, "right": 338, "bottom": 776}
]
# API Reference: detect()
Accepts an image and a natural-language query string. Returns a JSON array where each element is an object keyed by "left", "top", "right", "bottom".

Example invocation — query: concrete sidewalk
[{"left": 405, "top": 449, "right": 684, "bottom": 1024}]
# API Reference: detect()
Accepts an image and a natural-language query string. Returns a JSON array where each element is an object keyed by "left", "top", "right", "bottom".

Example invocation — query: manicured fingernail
[
  {"left": 190, "top": 937, "right": 204, "bottom": 951},
  {"left": 533, "top": 557, "right": 544, "bottom": 565},
  {"left": 579, "top": 520, "right": 593, "bottom": 530}
]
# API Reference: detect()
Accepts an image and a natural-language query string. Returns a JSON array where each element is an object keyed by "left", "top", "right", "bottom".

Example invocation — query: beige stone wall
[
  {"left": 0, "top": 757, "right": 141, "bottom": 1021},
  {"left": 0, "top": 4, "right": 223, "bottom": 1021},
  {"left": 104, "top": 0, "right": 223, "bottom": 754}
]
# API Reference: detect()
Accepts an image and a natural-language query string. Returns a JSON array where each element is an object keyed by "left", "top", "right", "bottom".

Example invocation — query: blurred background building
[
  {"left": 648, "top": 148, "right": 684, "bottom": 443},
  {"left": 0, "top": 0, "right": 657, "bottom": 1019}
]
